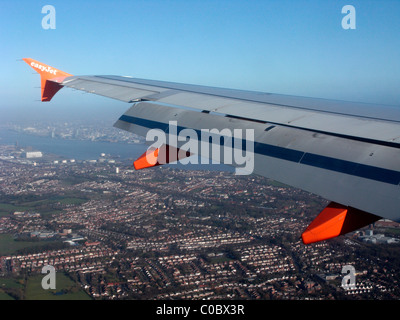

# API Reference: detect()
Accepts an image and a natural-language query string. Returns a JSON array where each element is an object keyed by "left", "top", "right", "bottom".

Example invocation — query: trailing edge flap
[
  {"left": 134, "top": 144, "right": 191, "bottom": 170},
  {"left": 302, "top": 202, "right": 381, "bottom": 244}
]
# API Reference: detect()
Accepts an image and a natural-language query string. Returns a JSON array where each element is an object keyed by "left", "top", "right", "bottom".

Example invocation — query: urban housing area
[{"left": 0, "top": 124, "right": 400, "bottom": 301}]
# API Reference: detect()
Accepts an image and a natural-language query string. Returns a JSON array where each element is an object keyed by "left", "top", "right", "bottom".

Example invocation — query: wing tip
[{"left": 23, "top": 58, "right": 73, "bottom": 102}]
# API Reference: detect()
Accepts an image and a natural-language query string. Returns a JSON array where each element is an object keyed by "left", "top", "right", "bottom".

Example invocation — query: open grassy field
[
  {"left": 0, "top": 278, "right": 24, "bottom": 289},
  {"left": 0, "top": 203, "right": 31, "bottom": 214},
  {"left": 0, "top": 273, "right": 91, "bottom": 300},
  {"left": 0, "top": 278, "right": 24, "bottom": 300},
  {"left": 25, "top": 273, "right": 91, "bottom": 300},
  {"left": 0, "top": 194, "right": 86, "bottom": 217},
  {"left": 0, "top": 234, "right": 65, "bottom": 256},
  {"left": 0, "top": 234, "right": 63, "bottom": 256},
  {"left": 0, "top": 290, "right": 14, "bottom": 300}
]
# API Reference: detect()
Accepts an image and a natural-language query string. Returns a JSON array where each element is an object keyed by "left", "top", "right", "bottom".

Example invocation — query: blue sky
[{"left": 1, "top": 0, "right": 399, "bottom": 122}]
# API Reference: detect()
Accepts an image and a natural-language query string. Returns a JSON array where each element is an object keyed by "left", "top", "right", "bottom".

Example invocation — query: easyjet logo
[{"left": 30, "top": 61, "right": 58, "bottom": 75}]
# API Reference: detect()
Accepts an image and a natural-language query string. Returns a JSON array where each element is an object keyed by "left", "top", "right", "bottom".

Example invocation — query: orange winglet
[
  {"left": 302, "top": 202, "right": 380, "bottom": 244},
  {"left": 134, "top": 144, "right": 191, "bottom": 170},
  {"left": 23, "top": 58, "right": 73, "bottom": 101}
]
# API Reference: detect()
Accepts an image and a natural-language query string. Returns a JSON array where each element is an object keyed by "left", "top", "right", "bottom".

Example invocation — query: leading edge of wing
[
  {"left": 60, "top": 75, "right": 400, "bottom": 148},
  {"left": 22, "top": 57, "right": 400, "bottom": 122},
  {"left": 76, "top": 75, "right": 400, "bottom": 123}
]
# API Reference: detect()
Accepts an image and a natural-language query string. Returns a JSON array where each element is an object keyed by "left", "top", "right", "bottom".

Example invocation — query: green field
[
  {"left": 0, "top": 203, "right": 31, "bottom": 213},
  {"left": 0, "top": 195, "right": 86, "bottom": 217},
  {"left": 0, "top": 278, "right": 24, "bottom": 300},
  {"left": 0, "top": 290, "right": 14, "bottom": 300},
  {"left": 25, "top": 273, "right": 91, "bottom": 300},
  {"left": 0, "top": 234, "right": 61, "bottom": 256},
  {"left": 14, "top": 197, "right": 85, "bottom": 207},
  {"left": 55, "top": 197, "right": 87, "bottom": 205},
  {"left": 0, "top": 273, "right": 91, "bottom": 300},
  {"left": 0, "top": 211, "right": 10, "bottom": 218},
  {"left": 0, "top": 278, "right": 24, "bottom": 289}
]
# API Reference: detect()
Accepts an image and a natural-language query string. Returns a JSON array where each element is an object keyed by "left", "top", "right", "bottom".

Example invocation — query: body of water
[
  {"left": 0, "top": 129, "right": 143, "bottom": 160},
  {"left": 0, "top": 129, "right": 234, "bottom": 172}
]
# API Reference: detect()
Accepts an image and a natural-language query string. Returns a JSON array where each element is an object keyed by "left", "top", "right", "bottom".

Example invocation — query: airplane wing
[{"left": 22, "top": 58, "right": 400, "bottom": 244}]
